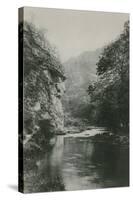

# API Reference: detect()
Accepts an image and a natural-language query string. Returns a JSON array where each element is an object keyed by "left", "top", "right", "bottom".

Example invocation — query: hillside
[{"left": 62, "top": 49, "right": 102, "bottom": 119}]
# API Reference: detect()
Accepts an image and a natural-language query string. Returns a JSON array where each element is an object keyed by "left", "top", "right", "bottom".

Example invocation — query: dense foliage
[{"left": 88, "top": 21, "right": 129, "bottom": 130}]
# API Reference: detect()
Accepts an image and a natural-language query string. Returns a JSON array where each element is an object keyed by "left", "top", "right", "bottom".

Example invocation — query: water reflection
[
  {"left": 24, "top": 136, "right": 65, "bottom": 193},
  {"left": 24, "top": 128, "right": 129, "bottom": 193},
  {"left": 62, "top": 136, "right": 129, "bottom": 190}
]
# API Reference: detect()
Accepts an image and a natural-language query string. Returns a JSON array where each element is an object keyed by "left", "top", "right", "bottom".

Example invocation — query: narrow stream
[{"left": 24, "top": 127, "right": 129, "bottom": 193}]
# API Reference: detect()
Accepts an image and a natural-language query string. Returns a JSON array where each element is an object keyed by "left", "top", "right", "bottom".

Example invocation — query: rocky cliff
[{"left": 21, "top": 22, "right": 65, "bottom": 151}]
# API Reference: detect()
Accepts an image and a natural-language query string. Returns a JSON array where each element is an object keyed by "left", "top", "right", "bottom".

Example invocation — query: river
[{"left": 24, "top": 127, "right": 129, "bottom": 193}]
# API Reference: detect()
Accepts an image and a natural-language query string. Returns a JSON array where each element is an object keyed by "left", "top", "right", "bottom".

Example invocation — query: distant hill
[{"left": 62, "top": 48, "right": 102, "bottom": 118}]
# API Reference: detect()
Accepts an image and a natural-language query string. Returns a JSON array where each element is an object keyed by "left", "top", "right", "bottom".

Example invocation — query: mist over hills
[{"left": 62, "top": 48, "right": 102, "bottom": 118}]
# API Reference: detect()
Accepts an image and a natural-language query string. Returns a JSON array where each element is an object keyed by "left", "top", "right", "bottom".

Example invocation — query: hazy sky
[{"left": 24, "top": 7, "right": 129, "bottom": 62}]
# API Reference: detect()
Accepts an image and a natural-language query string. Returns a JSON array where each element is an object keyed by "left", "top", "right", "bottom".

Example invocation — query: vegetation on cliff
[{"left": 20, "top": 22, "right": 65, "bottom": 152}]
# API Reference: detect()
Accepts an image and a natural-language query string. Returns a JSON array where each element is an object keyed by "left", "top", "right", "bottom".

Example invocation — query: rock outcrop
[{"left": 21, "top": 22, "right": 65, "bottom": 151}]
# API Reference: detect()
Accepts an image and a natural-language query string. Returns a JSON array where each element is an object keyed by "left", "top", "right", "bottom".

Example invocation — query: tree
[{"left": 88, "top": 21, "right": 129, "bottom": 130}]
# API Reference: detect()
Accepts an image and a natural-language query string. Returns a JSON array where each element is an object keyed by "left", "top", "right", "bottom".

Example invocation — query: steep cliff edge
[{"left": 20, "top": 22, "right": 65, "bottom": 152}]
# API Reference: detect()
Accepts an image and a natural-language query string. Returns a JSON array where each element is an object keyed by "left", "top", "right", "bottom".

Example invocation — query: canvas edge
[{"left": 18, "top": 7, "right": 24, "bottom": 193}]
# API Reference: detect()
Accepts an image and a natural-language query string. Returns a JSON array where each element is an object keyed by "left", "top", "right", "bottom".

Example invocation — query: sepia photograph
[{"left": 19, "top": 7, "right": 129, "bottom": 193}]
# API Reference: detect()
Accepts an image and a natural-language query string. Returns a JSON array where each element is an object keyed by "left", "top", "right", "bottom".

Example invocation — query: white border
[{"left": 0, "top": 0, "right": 132, "bottom": 199}]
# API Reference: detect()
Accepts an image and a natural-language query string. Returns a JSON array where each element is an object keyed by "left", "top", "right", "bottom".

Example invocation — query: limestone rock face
[{"left": 22, "top": 22, "right": 66, "bottom": 150}]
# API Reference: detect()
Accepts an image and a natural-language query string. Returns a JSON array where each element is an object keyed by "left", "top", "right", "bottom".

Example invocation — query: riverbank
[{"left": 64, "top": 118, "right": 129, "bottom": 146}]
